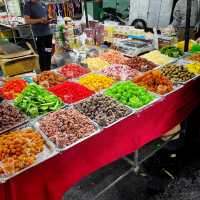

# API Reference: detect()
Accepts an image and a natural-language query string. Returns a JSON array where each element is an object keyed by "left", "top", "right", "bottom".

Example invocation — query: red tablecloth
[{"left": 0, "top": 79, "right": 200, "bottom": 200}]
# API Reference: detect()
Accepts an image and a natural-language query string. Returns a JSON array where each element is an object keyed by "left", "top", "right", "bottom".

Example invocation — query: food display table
[{"left": 0, "top": 78, "right": 199, "bottom": 200}]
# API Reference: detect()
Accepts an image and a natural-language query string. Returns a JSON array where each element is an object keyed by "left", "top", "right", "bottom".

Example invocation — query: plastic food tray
[
  {"left": 34, "top": 108, "right": 102, "bottom": 152},
  {"left": 0, "top": 125, "right": 57, "bottom": 183}
]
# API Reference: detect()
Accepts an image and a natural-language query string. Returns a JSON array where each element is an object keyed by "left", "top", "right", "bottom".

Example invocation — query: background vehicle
[
  {"left": 85, "top": 0, "right": 178, "bottom": 29},
  {"left": 129, "top": 0, "right": 176, "bottom": 29}
]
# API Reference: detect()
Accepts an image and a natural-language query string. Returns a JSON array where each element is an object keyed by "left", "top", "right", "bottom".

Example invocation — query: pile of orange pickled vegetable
[
  {"left": 100, "top": 50, "right": 128, "bottom": 65},
  {"left": 133, "top": 70, "right": 173, "bottom": 95}
]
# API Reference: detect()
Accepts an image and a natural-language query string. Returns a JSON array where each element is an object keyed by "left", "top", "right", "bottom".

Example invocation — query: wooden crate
[
  {"left": 0, "top": 42, "right": 40, "bottom": 76},
  {"left": 0, "top": 54, "right": 39, "bottom": 76}
]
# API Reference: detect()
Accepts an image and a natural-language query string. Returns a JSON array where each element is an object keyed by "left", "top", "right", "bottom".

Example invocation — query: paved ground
[{"left": 63, "top": 140, "right": 200, "bottom": 200}]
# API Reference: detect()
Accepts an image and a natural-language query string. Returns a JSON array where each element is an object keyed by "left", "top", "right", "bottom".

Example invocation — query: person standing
[{"left": 23, "top": 0, "right": 52, "bottom": 71}]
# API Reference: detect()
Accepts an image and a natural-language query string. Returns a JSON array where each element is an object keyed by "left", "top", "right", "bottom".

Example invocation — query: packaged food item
[
  {"left": 176, "top": 40, "right": 196, "bottom": 51},
  {"left": 105, "top": 81, "right": 155, "bottom": 109},
  {"left": 79, "top": 73, "right": 115, "bottom": 92},
  {"left": 191, "top": 43, "right": 200, "bottom": 53},
  {"left": 75, "top": 94, "right": 132, "bottom": 127}
]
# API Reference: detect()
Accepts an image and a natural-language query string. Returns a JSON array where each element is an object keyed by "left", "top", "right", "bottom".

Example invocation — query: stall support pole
[
  {"left": 83, "top": 0, "right": 89, "bottom": 28},
  {"left": 184, "top": 0, "right": 192, "bottom": 52}
]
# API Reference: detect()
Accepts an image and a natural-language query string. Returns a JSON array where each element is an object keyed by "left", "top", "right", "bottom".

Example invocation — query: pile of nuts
[
  {"left": 0, "top": 103, "right": 27, "bottom": 133},
  {"left": 125, "top": 57, "right": 157, "bottom": 72},
  {"left": 160, "top": 64, "right": 195, "bottom": 83},
  {"left": 39, "top": 109, "right": 96, "bottom": 149},
  {"left": 0, "top": 128, "right": 44, "bottom": 175},
  {"left": 33, "top": 71, "right": 66, "bottom": 88},
  {"left": 75, "top": 94, "right": 132, "bottom": 127}
]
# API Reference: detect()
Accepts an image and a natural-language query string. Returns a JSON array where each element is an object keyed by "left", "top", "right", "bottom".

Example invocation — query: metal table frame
[{"left": 94, "top": 131, "right": 181, "bottom": 200}]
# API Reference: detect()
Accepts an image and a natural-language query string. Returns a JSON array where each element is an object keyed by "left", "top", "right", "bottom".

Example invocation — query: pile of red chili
[
  {"left": 2, "top": 79, "right": 27, "bottom": 100},
  {"left": 49, "top": 82, "right": 94, "bottom": 103},
  {"left": 58, "top": 64, "right": 89, "bottom": 79}
]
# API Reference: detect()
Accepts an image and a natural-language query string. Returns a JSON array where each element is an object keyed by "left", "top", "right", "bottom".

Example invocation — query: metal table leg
[{"left": 93, "top": 168, "right": 134, "bottom": 200}]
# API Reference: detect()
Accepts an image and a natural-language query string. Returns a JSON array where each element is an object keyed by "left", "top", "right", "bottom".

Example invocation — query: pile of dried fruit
[
  {"left": 0, "top": 128, "right": 44, "bottom": 175},
  {"left": 186, "top": 62, "right": 200, "bottom": 74},
  {"left": 58, "top": 64, "right": 89, "bottom": 79},
  {"left": 160, "top": 64, "right": 195, "bottom": 83},
  {"left": 33, "top": 71, "right": 66, "bottom": 88},
  {"left": 14, "top": 84, "right": 63, "bottom": 117},
  {"left": 2, "top": 79, "right": 27, "bottom": 100},
  {"left": 105, "top": 81, "right": 155, "bottom": 108},
  {"left": 142, "top": 50, "right": 175, "bottom": 65},
  {"left": 49, "top": 82, "right": 94, "bottom": 104},
  {"left": 82, "top": 57, "right": 110, "bottom": 71},
  {"left": 39, "top": 109, "right": 96, "bottom": 149},
  {"left": 0, "top": 103, "right": 27, "bottom": 133},
  {"left": 102, "top": 64, "right": 141, "bottom": 81},
  {"left": 187, "top": 53, "right": 200, "bottom": 62},
  {"left": 133, "top": 70, "right": 173, "bottom": 95},
  {"left": 79, "top": 73, "right": 115, "bottom": 92},
  {"left": 125, "top": 56, "right": 157, "bottom": 72},
  {"left": 100, "top": 50, "right": 128, "bottom": 65},
  {"left": 75, "top": 94, "right": 132, "bottom": 127}
]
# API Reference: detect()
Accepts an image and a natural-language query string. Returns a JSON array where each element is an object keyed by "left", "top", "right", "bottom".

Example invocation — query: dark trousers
[{"left": 36, "top": 35, "right": 53, "bottom": 71}]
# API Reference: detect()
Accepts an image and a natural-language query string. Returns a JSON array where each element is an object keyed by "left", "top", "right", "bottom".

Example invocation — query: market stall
[
  {"left": 0, "top": 11, "right": 200, "bottom": 200},
  {"left": 0, "top": 77, "right": 199, "bottom": 200}
]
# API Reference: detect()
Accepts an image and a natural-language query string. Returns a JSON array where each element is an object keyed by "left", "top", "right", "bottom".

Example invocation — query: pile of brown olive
[{"left": 160, "top": 64, "right": 195, "bottom": 83}]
